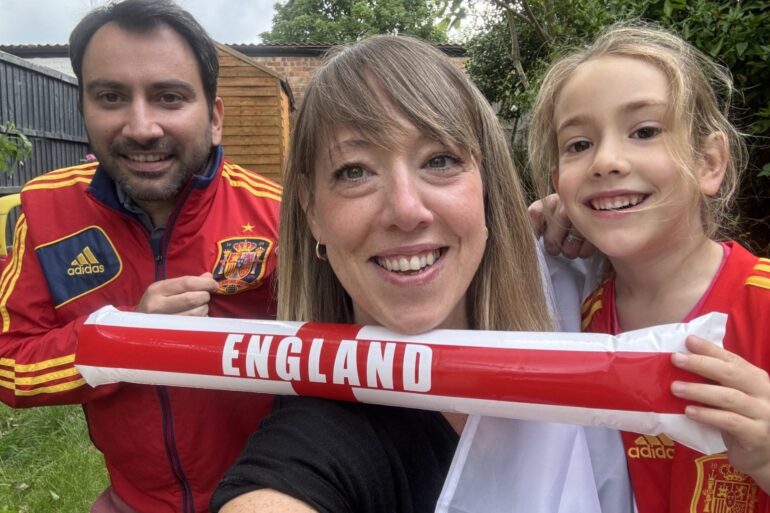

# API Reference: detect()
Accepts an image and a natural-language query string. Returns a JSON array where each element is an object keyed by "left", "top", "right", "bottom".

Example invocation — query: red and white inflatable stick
[{"left": 76, "top": 306, "right": 727, "bottom": 454}]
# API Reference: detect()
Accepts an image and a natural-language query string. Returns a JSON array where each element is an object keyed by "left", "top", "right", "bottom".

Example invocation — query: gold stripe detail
[
  {"left": 753, "top": 263, "right": 770, "bottom": 273},
  {"left": 223, "top": 168, "right": 283, "bottom": 197},
  {"left": 13, "top": 378, "right": 87, "bottom": 396},
  {"left": 223, "top": 168, "right": 283, "bottom": 196},
  {"left": 14, "top": 367, "right": 80, "bottom": 385},
  {"left": 25, "top": 166, "right": 95, "bottom": 182},
  {"left": 581, "top": 288, "right": 603, "bottom": 314},
  {"left": 223, "top": 174, "right": 282, "bottom": 202},
  {"left": 1, "top": 354, "right": 76, "bottom": 373},
  {"left": 23, "top": 176, "right": 94, "bottom": 192},
  {"left": 746, "top": 276, "right": 770, "bottom": 290},
  {"left": 0, "top": 215, "right": 27, "bottom": 332},
  {"left": 581, "top": 300, "right": 603, "bottom": 331},
  {"left": 224, "top": 164, "right": 283, "bottom": 192}
]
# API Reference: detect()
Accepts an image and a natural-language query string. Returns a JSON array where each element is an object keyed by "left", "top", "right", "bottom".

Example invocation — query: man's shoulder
[
  {"left": 219, "top": 160, "right": 282, "bottom": 203},
  {"left": 21, "top": 163, "right": 97, "bottom": 199}
]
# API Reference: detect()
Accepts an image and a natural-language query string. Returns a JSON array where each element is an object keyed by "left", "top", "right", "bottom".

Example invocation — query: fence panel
[{"left": 0, "top": 50, "right": 89, "bottom": 242}]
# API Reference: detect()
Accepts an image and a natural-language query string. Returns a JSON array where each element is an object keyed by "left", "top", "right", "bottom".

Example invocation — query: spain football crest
[
  {"left": 691, "top": 454, "right": 758, "bottom": 513},
  {"left": 213, "top": 237, "right": 273, "bottom": 294}
]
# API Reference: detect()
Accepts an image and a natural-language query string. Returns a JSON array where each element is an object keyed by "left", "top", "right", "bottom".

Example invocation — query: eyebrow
[
  {"left": 85, "top": 79, "right": 125, "bottom": 94},
  {"left": 85, "top": 79, "right": 197, "bottom": 97},
  {"left": 556, "top": 99, "right": 667, "bottom": 134}
]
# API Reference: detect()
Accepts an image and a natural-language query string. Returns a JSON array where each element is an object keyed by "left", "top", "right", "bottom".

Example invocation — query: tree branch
[
  {"left": 520, "top": 0, "right": 551, "bottom": 43},
  {"left": 505, "top": 8, "right": 530, "bottom": 89}
]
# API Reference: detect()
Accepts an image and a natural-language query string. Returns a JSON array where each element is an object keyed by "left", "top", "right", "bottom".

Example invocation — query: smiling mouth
[
  {"left": 375, "top": 249, "right": 442, "bottom": 274},
  {"left": 122, "top": 153, "right": 172, "bottom": 163},
  {"left": 589, "top": 193, "right": 648, "bottom": 211}
]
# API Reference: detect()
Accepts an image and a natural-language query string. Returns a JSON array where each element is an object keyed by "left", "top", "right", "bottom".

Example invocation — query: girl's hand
[
  {"left": 671, "top": 335, "right": 770, "bottom": 492},
  {"left": 527, "top": 193, "right": 595, "bottom": 259}
]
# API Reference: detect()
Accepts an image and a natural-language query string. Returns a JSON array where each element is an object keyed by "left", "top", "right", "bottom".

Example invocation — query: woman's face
[{"left": 307, "top": 117, "right": 487, "bottom": 334}]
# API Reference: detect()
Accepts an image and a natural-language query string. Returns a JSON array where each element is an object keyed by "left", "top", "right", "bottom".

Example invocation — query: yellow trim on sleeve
[
  {"left": 746, "top": 276, "right": 770, "bottom": 290},
  {"left": 14, "top": 366, "right": 80, "bottom": 385},
  {"left": 223, "top": 164, "right": 283, "bottom": 191},
  {"left": 13, "top": 378, "right": 87, "bottom": 396},
  {"left": 2, "top": 354, "right": 76, "bottom": 372},
  {"left": 23, "top": 176, "right": 94, "bottom": 192},
  {"left": 222, "top": 174, "right": 282, "bottom": 202},
  {"left": 753, "top": 264, "right": 770, "bottom": 274},
  {"left": 222, "top": 168, "right": 283, "bottom": 198},
  {"left": 0, "top": 215, "right": 27, "bottom": 332}
]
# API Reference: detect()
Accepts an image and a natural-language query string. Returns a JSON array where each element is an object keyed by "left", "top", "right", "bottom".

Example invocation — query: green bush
[{"left": 463, "top": 0, "right": 770, "bottom": 252}]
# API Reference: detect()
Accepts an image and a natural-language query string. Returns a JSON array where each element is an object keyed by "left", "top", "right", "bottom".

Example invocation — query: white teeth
[
  {"left": 590, "top": 194, "right": 646, "bottom": 211},
  {"left": 127, "top": 154, "right": 168, "bottom": 163},
  {"left": 377, "top": 250, "right": 441, "bottom": 273}
]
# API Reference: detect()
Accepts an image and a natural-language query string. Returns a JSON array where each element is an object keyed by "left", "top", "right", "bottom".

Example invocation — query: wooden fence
[{"left": 0, "top": 50, "right": 89, "bottom": 243}]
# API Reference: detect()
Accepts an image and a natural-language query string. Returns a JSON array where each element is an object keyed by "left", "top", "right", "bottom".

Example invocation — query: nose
[
  {"left": 589, "top": 137, "right": 630, "bottom": 178},
  {"left": 379, "top": 165, "right": 433, "bottom": 231},
  {"left": 121, "top": 100, "right": 163, "bottom": 143}
]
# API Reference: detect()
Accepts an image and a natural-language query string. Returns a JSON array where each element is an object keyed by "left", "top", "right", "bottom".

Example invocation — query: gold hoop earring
[{"left": 315, "top": 241, "right": 327, "bottom": 261}]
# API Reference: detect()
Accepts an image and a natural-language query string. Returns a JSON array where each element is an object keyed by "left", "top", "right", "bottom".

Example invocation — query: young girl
[{"left": 529, "top": 24, "right": 770, "bottom": 513}]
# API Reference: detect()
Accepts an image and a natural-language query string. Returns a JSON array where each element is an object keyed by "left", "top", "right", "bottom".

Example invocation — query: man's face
[{"left": 81, "top": 22, "right": 223, "bottom": 216}]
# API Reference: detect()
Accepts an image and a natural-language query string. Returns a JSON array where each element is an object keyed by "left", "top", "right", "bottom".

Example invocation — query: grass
[{"left": 0, "top": 403, "right": 108, "bottom": 513}]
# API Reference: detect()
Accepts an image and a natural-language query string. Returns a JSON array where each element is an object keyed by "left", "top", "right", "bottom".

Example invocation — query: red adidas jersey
[
  {"left": 582, "top": 242, "right": 770, "bottom": 513},
  {"left": 0, "top": 147, "right": 281, "bottom": 513}
]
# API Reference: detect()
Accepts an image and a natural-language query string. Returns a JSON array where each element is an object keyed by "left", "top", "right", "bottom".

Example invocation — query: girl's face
[
  {"left": 306, "top": 116, "right": 487, "bottom": 334},
  {"left": 552, "top": 55, "right": 708, "bottom": 262}
]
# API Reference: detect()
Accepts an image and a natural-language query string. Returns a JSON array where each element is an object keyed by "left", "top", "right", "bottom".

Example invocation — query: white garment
[{"left": 435, "top": 245, "right": 634, "bottom": 513}]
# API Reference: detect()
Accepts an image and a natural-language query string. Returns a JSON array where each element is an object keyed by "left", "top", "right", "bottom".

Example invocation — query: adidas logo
[
  {"left": 627, "top": 434, "right": 675, "bottom": 460},
  {"left": 67, "top": 246, "right": 105, "bottom": 276}
]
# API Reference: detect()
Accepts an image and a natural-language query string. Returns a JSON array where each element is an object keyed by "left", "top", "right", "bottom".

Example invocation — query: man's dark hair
[{"left": 69, "top": 0, "right": 219, "bottom": 114}]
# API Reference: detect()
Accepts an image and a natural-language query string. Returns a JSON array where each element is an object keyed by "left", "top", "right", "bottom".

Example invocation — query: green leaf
[
  {"left": 736, "top": 41, "right": 748, "bottom": 56},
  {"left": 760, "top": 163, "right": 770, "bottom": 178}
]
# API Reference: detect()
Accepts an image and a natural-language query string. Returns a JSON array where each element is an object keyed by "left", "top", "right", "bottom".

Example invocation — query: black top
[{"left": 211, "top": 396, "right": 459, "bottom": 513}]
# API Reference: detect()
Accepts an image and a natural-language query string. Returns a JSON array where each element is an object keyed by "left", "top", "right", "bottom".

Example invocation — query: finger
[
  {"left": 673, "top": 337, "right": 770, "bottom": 393},
  {"left": 139, "top": 290, "right": 212, "bottom": 314},
  {"left": 560, "top": 231, "right": 586, "bottom": 259},
  {"left": 542, "top": 219, "right": 571, "bottom": 256},
  {"left": 527, "top": 200, "right": 546, "bottom": 238},
  {"left": 680, "top": 403, "right": 768, "bottom": 449},
  {"left": 155, "top": 275, "right": 218, "bottom": 295},
  {"left": 671, "top": 380, "right": 768, "bottom": 420},
  {"left": 577, "top": 239, "right": 597, "bottom": 259},
  {"left": 175, "top": 303, "right": 210, "bottom": 317}
]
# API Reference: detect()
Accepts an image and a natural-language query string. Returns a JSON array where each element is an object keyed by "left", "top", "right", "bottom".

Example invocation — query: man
[{"left": 0, "top": 1, "right": 280, "bottom": 511}]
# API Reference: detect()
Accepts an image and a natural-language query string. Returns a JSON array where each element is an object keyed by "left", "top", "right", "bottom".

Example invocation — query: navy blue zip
[
  {"left": 152, "top": 179, "right": 198, "bottom": 513},
  {"left": 86, "top": 154, "right": 221, "bottom": 513},
  {"left": 156, "top": 386, "right": 193, "bottom": 513}
]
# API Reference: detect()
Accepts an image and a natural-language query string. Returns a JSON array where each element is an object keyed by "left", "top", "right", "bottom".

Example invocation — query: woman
[{"left": 211, "top": 35, "right": 612, "bottom": 513}]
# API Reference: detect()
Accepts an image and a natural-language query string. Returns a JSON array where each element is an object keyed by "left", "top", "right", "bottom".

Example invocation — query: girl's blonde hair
[
  {"left": 529, "top": 22, "right": 747, "bottom": 239},
  {"left": 278, "top": 35, "right": 551, "bottom": 332}
]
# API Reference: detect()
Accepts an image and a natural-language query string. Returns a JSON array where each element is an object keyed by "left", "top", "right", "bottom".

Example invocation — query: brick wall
[{"left": 251, "top": 55, "right": 468, "bottom": 107}]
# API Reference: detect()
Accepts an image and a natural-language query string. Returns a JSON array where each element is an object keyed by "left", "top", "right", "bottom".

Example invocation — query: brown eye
[
  {"left": 567, "top": 140, "right": 591, "bottom": 153},
  {"left": 99, "top": 92, "right": 122, "bottom": 103},
  {"left": 632, "top": 126, "right": 662, "bottom": 139}
]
